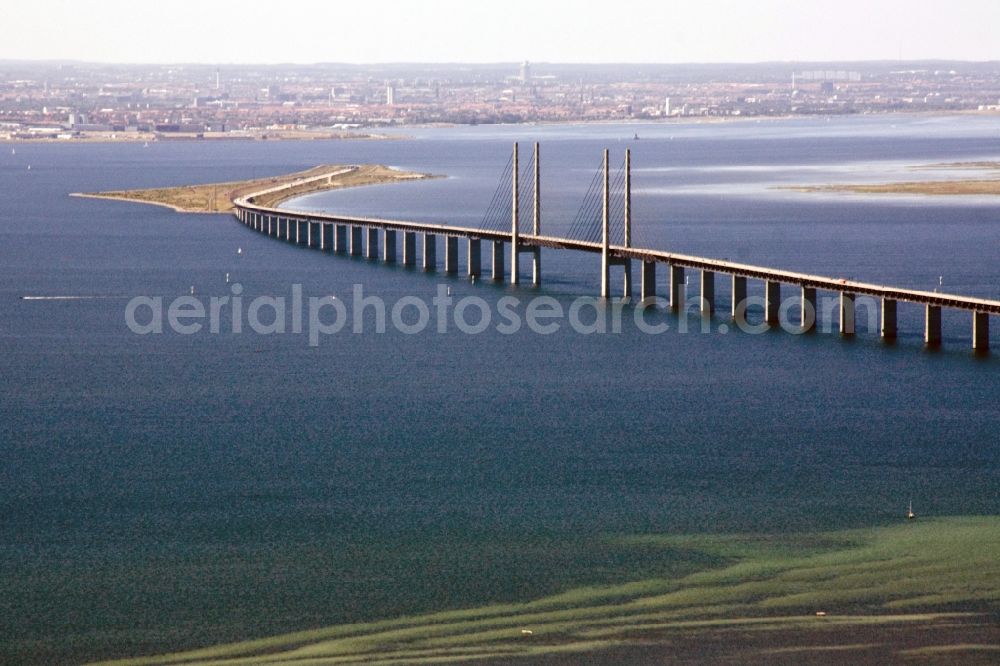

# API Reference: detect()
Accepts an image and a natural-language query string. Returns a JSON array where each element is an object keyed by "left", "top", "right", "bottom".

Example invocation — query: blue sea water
[{"left": 1, "top": 115, "right": 999, "bottom": 664}]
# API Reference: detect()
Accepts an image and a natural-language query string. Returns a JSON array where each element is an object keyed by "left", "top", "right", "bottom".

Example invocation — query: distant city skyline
[{"left": 4, "top": 0, "right": 1000, "bottom": 64}]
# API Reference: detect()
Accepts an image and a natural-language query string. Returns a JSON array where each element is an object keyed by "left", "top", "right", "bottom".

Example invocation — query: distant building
[
  {"left": 664, "top": 97, "right": 671, "bottom": 116},
  {"left": 520, "top": 60, "right": 531, "bottom": 83},
  {"left": 386, "top": 85, "right": 396, "bottom": 106}
]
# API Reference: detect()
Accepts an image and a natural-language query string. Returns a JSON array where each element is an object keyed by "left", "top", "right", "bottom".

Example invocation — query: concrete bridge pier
[
  {"left": 366, "top": 227, "right": 379, "bottom": 259},
  {"left": 402, "top": 231, "right": 416, "bottom": 266},
  {"left": 334, "top": 224, "right": 347, "bottom": 254},
  {"left": 268, "top": 215, "right": 275, "bottom": 237},
  {"left": 423, "top": 233, "right": 436, "bottom": 270},
  {"left": 532, "top": 248, "right": 542, "bottom": 287},
  {"left": 973, "top": 311, "right": 990, "bottom": 351},
  {"left": 445, "top": 237, "right": 459, "bottom": 274},
  {"left": 925, "top": 305, "right": 942, "bottom": 345},
  {"left": 622, "top": 260, "right": 632, "bottom": 300},
  {"left": 765, "top": 281, "right": 780, "bottom": 324},
  {"left": 492, "top": 241, "right": 505, "bottom": 281},
  {"left": 701, "top": 270, "right": 715, "bottom": 315},
  {"left": 308, "top": 222, "right": 321, "bottom": 248},
  {"left": 299, "top": 220, "right": 310, "bottom": 245},
  {"left": 801, "top": 287, "right": 817, "bottom": 332},
  {"left": 669, "top": 265, "right": 685, "bottom": 311},
  {"left": 732, "top": 275, "right": 747, "bottom": 321},
  {"left": 286, "top": 218, "right": 295, "bottom": 242},
  {"left": 383, "top": 229, "right": 396, "bottom": 263},
  {"left": 840, "top": 292, "right": 856, "bottom": 335},
  {"left": 350, "top": 226, "right": 363, "bottom": 256},
  {"left": 881, "top": 299, "right": 897, "bottom": 339},
  {"left": 468, "top": 239, "right": 481, "bottom": 278},
  {"left": 640, "top": 261, "right": 656, "bottom": 301},
  {"left": 321, "top": 223, "right": 333, "bottom": 252}
]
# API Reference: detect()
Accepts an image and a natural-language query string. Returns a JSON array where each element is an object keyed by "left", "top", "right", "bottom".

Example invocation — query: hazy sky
[{"left": 3, "top": 0, "right": 999, "bottom": 64}]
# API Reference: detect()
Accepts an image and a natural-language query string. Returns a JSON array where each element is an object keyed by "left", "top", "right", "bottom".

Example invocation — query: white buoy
[
  {"left": 225, "top": 273, "right": 230, "bottom": 283},
  {"left": 190, "top": 285, "right": 195, "bottom": 295},
  {"left": 447, "top": 286, "right": 451, "bottom": 296},
  {"left": 27, "top": 165, "right": 31, "bottom": 170},
  {"left": 939, "top": 275, "right": 943, "bottom": 286},
  {"left": 237, "top": 247, "right": 243, "bottom": 256}
]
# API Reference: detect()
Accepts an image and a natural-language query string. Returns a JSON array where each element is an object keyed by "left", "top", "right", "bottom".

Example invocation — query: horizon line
[{"left": 3, "top": 57, "right": 1000, "bottom": 67}]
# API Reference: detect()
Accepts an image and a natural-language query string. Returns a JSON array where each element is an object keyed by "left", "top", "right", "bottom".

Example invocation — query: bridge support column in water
[
  {"left": 321, "top": 224, "right": 333, "bottom": 252},
  {"left": 383, "top": 230, "right": 396, "bottom": 263},
  {"left": 881, "top": 299, "right": 897, "bottom": 339},
  {"left": 402, "top": 231, "right": 416, "bottom": 266},
  {"left": 641, "top": 261, "right": 656, "bottom": 301},
  {"left": 366, "top": 227, "right": 378, "bottom": 259},
  {"left": 530, "top": 248, "right": 541, "bottom": 287},
  {"left": 350, "top": 226, "right": 363, "bottom": 256},
  {"left": 298, "top": 220, "right": 309, "bottom": 245},
  {"left": 445, "top": 237, "right": 459, "bottom": 274},
  {"left": 269, "top": 215, "right": 276, "bottom": 237},
  {"left": 309, "top": 222, "right": 320, "bottom": 248},
  {"left": 423, "top": 233, "right": 436, "bottom": 270},
  {"left": 468, "top": 239, "right": 481, "bottom": 278},
  {"left": 334, "top": 224, "right": 347, "bottom": 254},
  {"left": 492, "top": 241, "right": 505, "bottom": 281},
  {"left": 925, "top": 305, "right": 942, "bottom": 345},
  {"left": 840, "top": 292, "right": 856, "bottom": 336},
  {"left": 732, "top": 275, "right": 747, "bottom": 322},
  {"left": 801, "top": 287, "right": 817, "bottom": 333},
  {"left": 973, "top": 311, "right": 990, "bottom": 351},
  {"left": 765, "top": 281, "right": 781, "bottom": 324},
  {"left": 669, "top": 265, "right": 685, "bottom": 311},
  {"left": 701, "top": 270, "right": 715, "bottom": 315}
]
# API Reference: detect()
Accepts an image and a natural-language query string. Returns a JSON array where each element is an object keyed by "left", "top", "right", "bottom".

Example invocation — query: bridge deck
[{"left": 234, "top": 199, "right": 1000, "bottom": 315}]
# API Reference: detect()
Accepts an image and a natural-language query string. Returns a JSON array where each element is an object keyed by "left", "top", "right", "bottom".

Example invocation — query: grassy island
[
  {"left": 71, "top": 164, "right": 435, "bottom": 213},
  {"left": 782, "top": 160, "right": 1000, "bottom": 196}
]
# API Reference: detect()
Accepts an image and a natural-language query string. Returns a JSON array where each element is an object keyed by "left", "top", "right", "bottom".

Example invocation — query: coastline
[
  {"left": 1, "top": 130, "right": 402, "bottom": 144},
  {"left": 86, "top": 517, "right": 1000, "bottom": 666}
]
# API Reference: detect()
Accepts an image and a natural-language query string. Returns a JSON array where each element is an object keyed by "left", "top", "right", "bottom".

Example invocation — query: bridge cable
[
  {"left": 479, "top": 154, "right": 514, "bottom": 231},
  {"left": 566, "top": 160, "right": 606, "bottom": 241}
]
